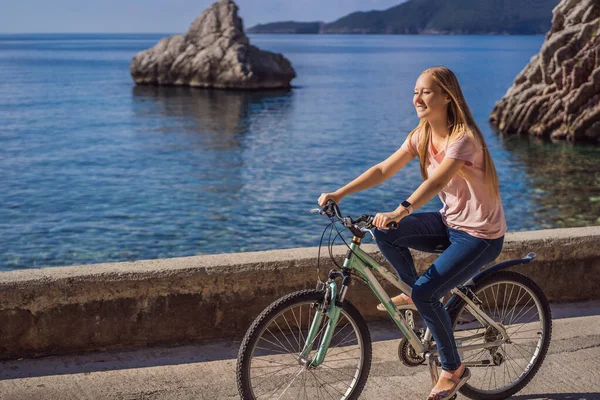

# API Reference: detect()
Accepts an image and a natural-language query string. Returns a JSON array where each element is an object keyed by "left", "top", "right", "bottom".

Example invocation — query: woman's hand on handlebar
[
  {"left": 318, "top": 191, "right": 343, "bottom": 207},
  {"left": 372, "top": 210, "right": 408, "bottom": 230}
]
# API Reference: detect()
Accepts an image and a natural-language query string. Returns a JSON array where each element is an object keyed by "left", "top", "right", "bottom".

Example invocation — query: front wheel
[
  {"left": 236, "top": 289, "right": 372, "bottom": 400},
  {"left": 451, "top": 271, "right": 552, "bottom": 400}
]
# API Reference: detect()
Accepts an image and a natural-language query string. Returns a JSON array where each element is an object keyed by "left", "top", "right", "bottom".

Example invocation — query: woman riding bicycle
[{"left": 318, "top": 66, "right": 506, "bottom": 400}]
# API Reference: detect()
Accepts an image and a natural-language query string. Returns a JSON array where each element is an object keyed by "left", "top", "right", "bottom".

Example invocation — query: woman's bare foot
[
  {"left": 391, "top": 293, "right": 413, "bottom": 305},
  {"left": 376, "top": 293, "right": 413, "bottom": 311}
]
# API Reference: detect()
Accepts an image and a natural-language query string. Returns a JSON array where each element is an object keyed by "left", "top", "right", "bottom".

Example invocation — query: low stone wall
[{"left": 0, "top": 226, "right": 598, "bottom": 360}]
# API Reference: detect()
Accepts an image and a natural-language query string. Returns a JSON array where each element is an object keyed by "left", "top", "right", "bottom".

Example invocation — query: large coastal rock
[
  {"left": 130, "top": 0, "right": 295, "bottom": 89},
  {"left": 490, "top": 0, "right": 600, "bottom": 143}
]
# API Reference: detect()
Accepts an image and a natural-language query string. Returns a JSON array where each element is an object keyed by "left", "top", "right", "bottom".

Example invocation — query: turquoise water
[{"left": 1, "top": 34, "right": 598, "bottom": 270}]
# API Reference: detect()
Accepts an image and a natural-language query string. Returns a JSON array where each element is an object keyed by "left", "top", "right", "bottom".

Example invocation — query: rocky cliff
[
  {"left": 130, "top": 0, "right": 295, "bottom": 89},
  {"left": 490, "top": 0, "right": 600, "bottom": 143}
]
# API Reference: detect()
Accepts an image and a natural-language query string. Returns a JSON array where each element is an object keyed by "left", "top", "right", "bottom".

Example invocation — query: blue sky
[{"left": 1, "top": 0, "right": 404, "bottom": 33}]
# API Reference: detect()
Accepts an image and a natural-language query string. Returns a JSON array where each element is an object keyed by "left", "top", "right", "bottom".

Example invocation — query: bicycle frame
[{"left": 301, "top": 240, "right": 509, "bottom": 368}]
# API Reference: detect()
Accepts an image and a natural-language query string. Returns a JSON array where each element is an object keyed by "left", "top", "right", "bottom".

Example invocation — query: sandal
[
  {"left": 376, "top": 293, "right": 414, "bottom": 311},
  {"left": 427, "top": 364, "right": 471, "bottom": 400}
]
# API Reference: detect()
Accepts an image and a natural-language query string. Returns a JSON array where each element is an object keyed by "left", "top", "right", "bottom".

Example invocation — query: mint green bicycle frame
[{"left": 300, "top": 240, "right": 509, "bottom": 368}]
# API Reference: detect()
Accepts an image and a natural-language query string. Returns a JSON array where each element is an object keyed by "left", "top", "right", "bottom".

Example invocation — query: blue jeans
[{"left": 373, "top": 212, "right": 504, "bottom": 371}]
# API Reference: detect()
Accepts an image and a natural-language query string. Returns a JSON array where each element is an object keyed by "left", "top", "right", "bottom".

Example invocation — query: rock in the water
[
  {"left": 130, "top": 0, "right": 296, "bottom": 89},
  {"left": 490, "top": 0, "right": 600, "bottom": 143}
]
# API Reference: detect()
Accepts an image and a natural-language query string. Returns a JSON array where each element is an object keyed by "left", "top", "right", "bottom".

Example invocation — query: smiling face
[{"left": 413, "top": 73, "right": 451, "bottom": 122}]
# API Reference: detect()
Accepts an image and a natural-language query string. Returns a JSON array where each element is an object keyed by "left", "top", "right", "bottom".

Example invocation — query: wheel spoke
[
  {"left": 320, "top": 362, "right": 360, "bottom": 381},
  {"left": 507, "top": 312, "right": 542, "bottom": 337},
  {"left": 259, "top": 335, "right": 297, "bottom": 358},
  {"left": 309, "top": 369, "right": 337, "bottom": 400},
  {"left": 282, "top": 310, "right": 302, "bottom": 353},
  {"left": 500, "top": 283, "right": 510, "bottom": 322},
  {"left": 328, "top": 318, "right": 351, "bottom": 345},
  {"left": 508, "top": 298, "right": 535, "bottom": 325},
  {"left": 511, "top": 341, "right": 537, "bottom": 362},
  {"left": 253, "top": 363, "right": 298, "bottom": 380},
  {"left": 265, "top": 327, "right": 296, "bottom": 356},
  {"left": 310, "top": 366, "right": 349, "bottom": 397},
  {"left": 276, "top": 367, "right": 306, "bottom": 400},
  {"left": 253, "top": 357, "right": 299, "bottom": 368},
  {"left": 325, "top": 345, "right": 361, "bottom": 360},
  {"left": 462, "top": 348, "right": 488, "bottom": 362},
  {"left": 256, "top": 366, "right": 302, "bottom": 398},
  {"left": 273, "top": 319, "right": 300, "bottom": 358},
  {"left": 255, "top": 345, "right": 298, "bottom": 357},
  {"left": 505, "top": 287, "right": 525, "bottom": 325},
  {"left": 492, "top": 284, "right": 501, "bottom": 322}
]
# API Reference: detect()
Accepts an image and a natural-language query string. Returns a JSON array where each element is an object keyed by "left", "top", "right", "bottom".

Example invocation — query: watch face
[{"left": 402, "top": 201, "right": 412, "bottom": 208}]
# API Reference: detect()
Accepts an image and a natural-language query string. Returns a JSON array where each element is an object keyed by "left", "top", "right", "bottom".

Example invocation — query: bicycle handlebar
[{"left": 311, "top": 200, "right": 399, "bottom": 234}]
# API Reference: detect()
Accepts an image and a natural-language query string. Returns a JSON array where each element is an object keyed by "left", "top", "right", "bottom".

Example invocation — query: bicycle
[{"left": 236, "top": 200, "right": 552, "bottom": 400}]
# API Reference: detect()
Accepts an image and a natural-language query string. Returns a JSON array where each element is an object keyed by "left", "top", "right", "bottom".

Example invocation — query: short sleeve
[
  {"left": 400, "top": 131, "right": 420, "bottom": 157},
  {"left": 446, "top": 133, "right": 476, "bottom": 166}
]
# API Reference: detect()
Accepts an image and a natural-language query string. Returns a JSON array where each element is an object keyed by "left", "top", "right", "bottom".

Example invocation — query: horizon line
[{"left": 0, "top": 32, "right": 548, "bottom": 36}]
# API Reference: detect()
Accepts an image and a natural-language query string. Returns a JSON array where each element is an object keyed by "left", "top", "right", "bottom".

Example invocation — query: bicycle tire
[
  {"left": 236, "top": 289, "right": 372, "bottom": 400},
  {"left": 450, "top": 271, "right": 552, "bottom": 400}
]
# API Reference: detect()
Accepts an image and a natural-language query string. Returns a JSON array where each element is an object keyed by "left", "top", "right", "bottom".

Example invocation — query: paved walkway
[{"left": 1, "top": 301, "right": 599, "bottom": 399}]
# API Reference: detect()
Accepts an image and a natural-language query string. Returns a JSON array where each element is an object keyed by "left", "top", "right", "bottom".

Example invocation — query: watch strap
[{"left": 401, "top": 200, "right": 413, "bottom": 215}]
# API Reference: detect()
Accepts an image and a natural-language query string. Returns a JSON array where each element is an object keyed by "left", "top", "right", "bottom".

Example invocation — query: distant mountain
[
  {"left": 247, "top": 0, "right": 560, "bottom": 35},
  {"left": 247, "top": 21, "right": 323, "bottom": 34}
]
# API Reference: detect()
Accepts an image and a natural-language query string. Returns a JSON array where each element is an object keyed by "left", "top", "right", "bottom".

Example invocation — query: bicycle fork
[{"left": 299, "top": 280, "right": 344, "bottom": 368}]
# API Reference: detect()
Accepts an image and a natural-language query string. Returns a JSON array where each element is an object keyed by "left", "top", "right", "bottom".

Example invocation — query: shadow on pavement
[
  {"left": 0, "top": 339, "right": 241, "bottom": 381},
  {"left": 511, "top": 393, "right": 600, "bottom": 400}
]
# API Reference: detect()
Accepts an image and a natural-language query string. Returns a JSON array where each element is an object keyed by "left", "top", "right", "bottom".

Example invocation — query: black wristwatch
[{"left": 401, "top": 200, "right": 413, "bottom": 215}]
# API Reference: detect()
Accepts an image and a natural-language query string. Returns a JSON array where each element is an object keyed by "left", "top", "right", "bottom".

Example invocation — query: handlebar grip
[
  {"left": 359, "top": 215, "right": 398, "bottom": 230},
  {"left": 323, "top": 199, "right": 343, "bottom": 219},
  {"left": 386, "top": 221, "right": 399, "bottom": 230}
]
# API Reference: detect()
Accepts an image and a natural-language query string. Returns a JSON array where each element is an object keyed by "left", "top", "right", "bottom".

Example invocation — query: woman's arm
[
  {"left": 335, "top": 148, "right": 414, "bottom": 198},
  {"left": 396, "top": 157, "right": 466, "bottom": 214},
  {"left": 372, "top": 156, "right": 467, "bottom": 229}
]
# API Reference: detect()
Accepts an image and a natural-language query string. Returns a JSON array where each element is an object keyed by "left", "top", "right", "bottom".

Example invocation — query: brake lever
[{"left": 360, "top": 227, "right": 376, "bottom": 240}]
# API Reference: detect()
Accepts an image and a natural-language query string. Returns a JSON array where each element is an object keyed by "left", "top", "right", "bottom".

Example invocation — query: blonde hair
[{"left": 406, "top": 66, "right": 500, "bottom": 199}]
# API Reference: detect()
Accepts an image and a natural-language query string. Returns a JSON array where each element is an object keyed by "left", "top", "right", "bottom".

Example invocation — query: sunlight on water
[{"left": 0, "top": 34, "right": 598, "bottom": 270}]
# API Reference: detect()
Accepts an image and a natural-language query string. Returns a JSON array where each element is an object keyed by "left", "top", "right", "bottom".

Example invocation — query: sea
[{"left": 1, "top": 33, "right": 599, "bottom": 271}]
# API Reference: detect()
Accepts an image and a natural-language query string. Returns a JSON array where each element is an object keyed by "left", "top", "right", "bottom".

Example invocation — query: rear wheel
[
  {"left": 237, "top": 289, "right": 372, "bottom": 400},
  {"left": 451, "top": 271, "right": 552, "bottom": 400}
]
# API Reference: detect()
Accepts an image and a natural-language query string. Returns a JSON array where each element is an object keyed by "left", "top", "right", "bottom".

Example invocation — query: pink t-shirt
[{"left": 401, "top": 130, "right": 507, "bottom": 239}]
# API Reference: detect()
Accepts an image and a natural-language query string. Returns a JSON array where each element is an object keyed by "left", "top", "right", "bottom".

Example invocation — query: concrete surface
[
  {"left": 0, "top": 226, "right": 599, "bottom": 360},
  {"left": 0, "top": 300, "right": 599, "bottom": 400}
]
